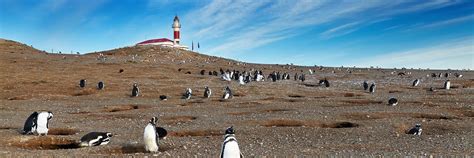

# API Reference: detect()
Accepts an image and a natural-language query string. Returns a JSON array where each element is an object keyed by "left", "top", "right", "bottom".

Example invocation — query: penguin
[
  {"left": 238, "top": 75, "right": 245, "bottom": 85},
  {"left": 200, "top": 70, "right": 206, "bottom": 75},
  {"left": 34, "top": 111, "right": 53, "bottom": 136},
  {"left": 220, "top": 126, "right": 242, "bottom": 158},
  {"left": 363, "top": 81, "right": 369, "bottom": 90},
  {"left": 184, "top": 88, "right": 192, "bottom": 100},
  {"left": 203, "top": 87, "right": 212, "bottom": 98},
  {"left": 369, "top": 83, "right": 376, "bottom": 93},
  {"left": 79, "top": 132, "right": 113, "bottom": 147},
  {"left": 22, "top": 112, "right": 38, "bottom": 135},
  {"left": 223, "top": 86, "right": 232, "bottom": 100},
  {"left": 324, "top": 79, "right": 330, "bottom": 87},
  {"left": 79, "top": 79, "right": 86, "bottom": 88},
  {"left": 444, "top": 80, "right": 450, "bottom": 90},
  {"left": 97, "top": 81, "right": 105, "bottom": 90},
  {"left": 412, "top": 79, "right": 420, "bottom": 87},
  {"left": 131, "top": 83, "right": 140, "bottom": 97},
  {"left": 159, "top": 95, "right": 167, "bottom": 101},
  {"left": 388, "top": 97, "right": 398, "bottom": 106},
  {"left": 407, "top": 124, "right": 422, "bottom": 136},
  {"left": 144, "top": 117, "right": 167, "bottom": 153}
]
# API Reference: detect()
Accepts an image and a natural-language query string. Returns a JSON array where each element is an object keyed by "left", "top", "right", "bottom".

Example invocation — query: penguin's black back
[
  {"left": 156, "top": 127, "right": 168, "bottom": 138},
  {"left": 22, "top": 112, "right": 38, "bottom": 134},
  {"left": 80, "top": 132, "right": 108, "bottom": 142}
]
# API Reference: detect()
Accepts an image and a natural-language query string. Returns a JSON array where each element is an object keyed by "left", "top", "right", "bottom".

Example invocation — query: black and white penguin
[
  {"left": 388, "top": 97, "right": 398, "bottom": 106},
  {"left": 79, "top": 132, "right": 113, "bottom": 147},
  {"left": 144, "top": 117, "right": 167, "bottom": 153},
  {"left": 323, "top": 79, "right": 330, "bottom": 87},
  {"left": 412, "top": 79, "right": 420, "bottom": 87},
  {"left": 97, "top": 81, "right": 105, "bottom": 90},
  {"left": 220, "top": 126, "right": 242, "bottom": 158},
  {"left": 79, "top": 79, "right": 86, "bottom": 88},
  {"left": 131, "top": 83, "right": 140, "bottom": 97},
  {"left": 22, "top": 111, "right": 53, "bottom": 136},
  {"left": 407, "top": 124, "right": 422, "bottom": 136},
  {"left": 159, "top": 95, "right": 167, "bottom": 101},
  {"left": 204, "top": 87, "right": 212, "bottom": 98},
  {"left": 369, "top": 83, "right": 376, "bottom": 93},
  {"left": 363, "top": 81, "right": 369, "bottom": 90},
  {"left": 184, "top": 88, "right": 192, "bottom": 100},
  {"left": 444, "top": 80, "right": 450, "bottom": 90},
  {"left": 223, "top": 86, "right": 232, "bottom": 100}
]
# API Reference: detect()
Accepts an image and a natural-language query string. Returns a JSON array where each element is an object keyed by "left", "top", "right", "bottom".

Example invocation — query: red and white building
[{"left": 136, "top": 16, "right": 189, "bottom": 50}]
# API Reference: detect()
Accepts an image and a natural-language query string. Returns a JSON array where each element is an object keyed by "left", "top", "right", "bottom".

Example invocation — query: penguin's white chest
[
  {"left": 222, "top": 141, "right": 240, "bottom": 158},
  {"left": 35, "top": 113, "right": 49, "bottom": 135},
  {"left": 144, "top": 124, "right": 158, "bottom": 152}
]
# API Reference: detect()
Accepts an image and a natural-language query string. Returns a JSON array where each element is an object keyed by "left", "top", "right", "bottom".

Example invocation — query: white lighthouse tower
[{"left": 172, "top": 15, "right": 181, "bottom": 45}]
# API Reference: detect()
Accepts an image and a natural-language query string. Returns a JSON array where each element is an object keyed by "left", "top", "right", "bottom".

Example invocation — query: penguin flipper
[{"left": 156, "top": 127, "right": 168, "bottom": 139}]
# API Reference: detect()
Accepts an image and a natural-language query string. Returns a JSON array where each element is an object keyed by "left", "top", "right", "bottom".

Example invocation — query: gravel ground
[{"left": 0, "top": 39, "right": 473, "bottom": 157}]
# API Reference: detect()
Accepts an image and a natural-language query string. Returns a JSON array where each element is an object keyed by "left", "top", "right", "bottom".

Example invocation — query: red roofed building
[
  {"left": 136, "top": 16, "right": 189, "bottom": 50},
  {"left": 136, "top": 38, "right": 174, "bottom": 46}
]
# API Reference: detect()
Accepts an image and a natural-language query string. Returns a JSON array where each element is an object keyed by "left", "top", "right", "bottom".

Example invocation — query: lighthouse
[
  {"left": 136, "top": 15, "right": 188, "bottom": 50},
  {"left": 172, "top": 15, "right": 181, "bottom": 45}
]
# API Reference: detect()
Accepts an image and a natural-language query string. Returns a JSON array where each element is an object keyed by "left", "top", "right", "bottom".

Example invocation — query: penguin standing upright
[
  {"left": 220, "top": 126, "right": 242, "bottom": 158},
  {"left": 407, "top": 124, "right": 422, "bottom": 136},
  {"left": 144, "top": 117, "right": 167, "bottom": 153},
  {"left": 79, "top": 79, "right": 86, "bottom": 88},
  {"left": 223, "top": 86, "right": 232, "bottom": 100},
  {"left": 204, "top": 86, "right": 212, "bottom": 98},
  {"left": 132, "top": 83, "right": 140, "bottom": 97},
  {"left": 363, "top": 81, "right": 369, "bottom": 90},
  {"left": 184, "top": 88, "right": 192, "bottom": 100},
  {"left": 412, "top": 79, "right": 420, "bottom": 87},
  {"left": 238, "top": 75, "right": 245, "bottom": 85},
  {"left": 388, "top": 97, "right": 398, "bottom": 106},
  {"left": 369, "top": 83, "right": 376, "bottom": 93},
  {"left": 34, "top": 111, "right": 53, "bottom": 136},
  {"left": 444, "top": 80, "right": 450, "bottom": 90},
  {"left": 97, "top": 81, "right": 105, "bottom": 90},
  {"left": 79, "top": 132, "right": 113, "bottom": 147}
]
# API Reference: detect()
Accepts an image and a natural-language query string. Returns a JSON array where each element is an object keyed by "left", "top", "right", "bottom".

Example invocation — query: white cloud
[
  {"left": 320, "top": 22, "right": 361, "bottom": 39},
  {"left": 184, "top": 0, "right": 461, "bottom": 57},
  {"left": 349, "top": 38, "right": 474, "bottom": 69},
  {"left": 417, "top": 14, "right": 474, "bottom": 29}
]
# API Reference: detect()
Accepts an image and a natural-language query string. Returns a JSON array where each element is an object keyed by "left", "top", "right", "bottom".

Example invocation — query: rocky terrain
[{"left": 0, "top": 38, "right": 472, "bottom": 157}]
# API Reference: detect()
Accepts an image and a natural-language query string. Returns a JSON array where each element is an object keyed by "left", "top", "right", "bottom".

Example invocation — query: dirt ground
[{"left": 0, "top": 39, "right": 473, "bottom": 157}]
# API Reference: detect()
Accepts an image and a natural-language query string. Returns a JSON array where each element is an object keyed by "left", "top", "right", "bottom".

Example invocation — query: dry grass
[
  {"left": 261, "top": 119, "right": 306, "bottom": 127},
  {"left": 162, "top": 116, "right": 197, "bottom": 124},
  {"left": 48, "top": 128, "right": 79, "bottom": 135},
  {"left": 288, "top": 94, "right": 305, "bottom": 98},
  {"left": 103, "top": 105, "right": 148, "bottom": 112},
  {"left": 9, "top": 136, "right": 78, "bottom": 150},
  {"left": 258, "top": 119, "right": 359, "bottom": 128},
  {"left": 343, "top": 99, "right": 383, "bottom": 105},
  {"left": 72, "top": 88, "right": 96, "bottom": 96},
  {"left": 106, "top": 144, "right": 172, "bottom": 154},
  {"left": 340, "top": 112, "right": 457, "bottom": 120},
  {"left": 168, "top": 129, "right": 221, "bottom": 137}
]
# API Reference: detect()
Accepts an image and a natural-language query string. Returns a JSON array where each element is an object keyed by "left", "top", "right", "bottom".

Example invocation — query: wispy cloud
[
  {"left": 184, "top": 0, "right": 461, "bottom": 57},
  {"left": 320, "top": 22, "right": 361, "bottom": 39},
  {"left": 349, "top": 37, "right": 474, "bottom": 69},
  {"left": 417, "top": 14, "right": 474, "bottom": 29}
]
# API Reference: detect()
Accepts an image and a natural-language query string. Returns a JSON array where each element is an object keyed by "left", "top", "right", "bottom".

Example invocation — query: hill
[{"left": 0, "top": 39, "right": 472, "bottom": 157}]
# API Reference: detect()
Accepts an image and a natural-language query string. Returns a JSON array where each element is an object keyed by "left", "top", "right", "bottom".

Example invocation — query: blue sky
[{"left": 1, "top": 0, "right": 473, "bottom": 69}]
